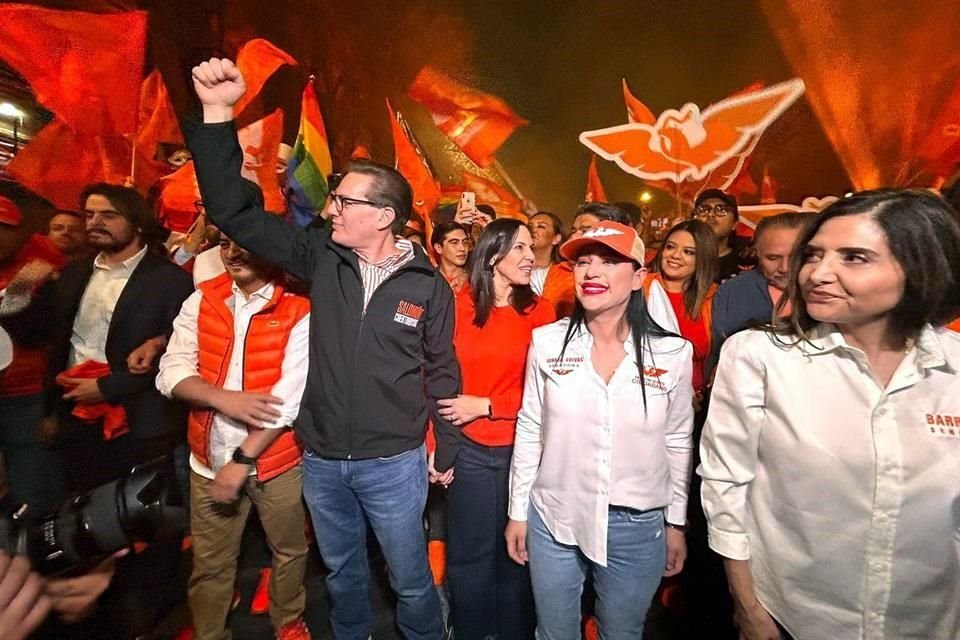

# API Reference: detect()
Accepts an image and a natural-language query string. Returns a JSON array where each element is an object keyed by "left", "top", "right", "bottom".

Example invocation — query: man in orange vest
[{"left": 157, "top": 233, "right": 311, "bottom": 640}]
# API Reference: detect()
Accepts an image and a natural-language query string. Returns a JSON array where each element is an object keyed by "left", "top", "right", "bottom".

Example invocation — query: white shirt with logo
[
  {"left": 508, "top": 317, "right": 694, "bottom": 565},
  {"left": 700, "top": 324, "right": 960, "bottom": 640}
]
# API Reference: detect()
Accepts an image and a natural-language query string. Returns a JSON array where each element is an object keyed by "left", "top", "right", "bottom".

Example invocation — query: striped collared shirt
[{"left": 355, "top": 238, "right": 415, "bottom": 311}]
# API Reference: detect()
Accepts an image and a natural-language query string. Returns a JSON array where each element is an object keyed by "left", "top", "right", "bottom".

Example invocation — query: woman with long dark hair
[
  {"left": 700, "top": 190, "right": 960, "bottom": 640},
  {"left": 438, "top": 218, "right": 555, "bottom": 640},
  {"left": 506, "top": 221, "right": 694, "bottom": 639},
  {"left": 647, "top": 219, "right": 718, "bottom": 399}
]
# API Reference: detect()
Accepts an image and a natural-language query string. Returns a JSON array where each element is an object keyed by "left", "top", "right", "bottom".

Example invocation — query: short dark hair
[
  {"left": 431, "top": 221, "right": 469, "bottom": 249},
  {"left": 343, "top": 159, "right": 413, "bottom": 235},
  {"left": 612, "top": 201, "right": 644, "bottom": 226},
  {"left": 80, "top": 183, "right": 163, "bottom": 248},
  {"left": 574, "top": 202, "right": 632, "bottom": 226},
  {"left": 753, "top": 211, "right": 817, "bottom": 244},
  {"left": 530, "top": 211, "right": 565, "bottom": 264},
  {"left": 476, "top": 203, "right": 497, "bottom": 220},
  {"left": 695, "top": 188, "right": 739, "bottom": 219},
  {"left": 777, "top": 189, "right": 960, "bottom": 339},
  {"left": 469, "top": 219, "right": 536, "bottom": 327}
]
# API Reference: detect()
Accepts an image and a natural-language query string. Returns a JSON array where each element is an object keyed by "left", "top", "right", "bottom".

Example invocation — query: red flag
[
  {"left": 760, "top": 165, "right": 780, "bottom": 204},
  {"left": 387, "top": 100, "right": 440, "bottom": 241},
  {"left": 917, "top": 78, "right": 960, "bottom": 175},
  {"left": 350, "top": 145, "right": 372, "bottom": 160},
  {"left": 622, "top": 78, "right": 656, "bottom": 125},
  {"left": 408, "top": 66, "right": 528, "bottom": 167},
  {"left": 585, "top": 156, "right": 608, "bottom": 202},
  {"left": 133, "top": 70, "right": 183, "bottom": 192},
  {"left": 0, "top": 6, "right": 146, "bottom": 135},
  {"left": 461, "top": 172, "right": 526, "bottom": 220},
  {"left": 7, "top": 121, "right": 129, "bottom": 210},
  {"left": 232, "top": 39, "right": 298, "bottom": 117}
]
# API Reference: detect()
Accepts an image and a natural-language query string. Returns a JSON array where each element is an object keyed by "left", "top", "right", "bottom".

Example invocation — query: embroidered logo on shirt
[
  {"left": 631, "top": 367, "right": 669, "bottom": 391},
  {"left": 394, "top": 300, "right": 424, "bottom": 328},
  {"left": 546, "top": 355, "right": 584, "bottom": 375},
  {"left": 925, "top": 413, "right": 960, "bottom": 438}
]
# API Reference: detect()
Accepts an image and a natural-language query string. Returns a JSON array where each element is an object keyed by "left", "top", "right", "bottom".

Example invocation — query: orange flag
[
  {"left": 387, "top": 100, "right": 440, "bottom": 240},
  {"left": 461, "top": 172, "right": 526, "bottom": 220},
  {"left": 350, "top": 145, "right": 372, "bottom": 160},
  {"left": 7, "top": 121, "right": 129, "bottom": 210},
  {"left": 760, "top": 165, "right": 780, "bottom": 204},
  {"left": 408, "top": 66, "right": 528, "bottom": 168},
  {"left": 622, "top": 79, "right": 657, "bottom": 125},
  {"left": 232, "top": 39, "right": 297, "bottom": 118},
  {"left": 0, "top": 6, "right": 146, "bottom": 135},
  {"left": 156, "top": 110, "right": 285, "bottom": 232},
  {"left": 133, "top": 70, "right": 184, "bottom": 192},
  {"left": 585, "top": 156, "right": 608, "bottom": 202},
  {"left": 917, "top": 78, "right": 960, "bottom": 175},
  {"left": 237, "top": 109, "right": 286, "bottom": 213}
]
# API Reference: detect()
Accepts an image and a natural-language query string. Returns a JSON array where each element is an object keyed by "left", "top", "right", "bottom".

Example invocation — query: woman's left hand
[
  {"left": 437, "top": 395, "right": 491, "bottom": 426},
  {"left": 663, "top": 526, "right": 687, "bottom": 577}
]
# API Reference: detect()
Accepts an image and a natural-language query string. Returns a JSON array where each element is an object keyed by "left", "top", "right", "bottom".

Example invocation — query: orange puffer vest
[{"left": 187, "top": 273, "right": 309, "bottom": 481}]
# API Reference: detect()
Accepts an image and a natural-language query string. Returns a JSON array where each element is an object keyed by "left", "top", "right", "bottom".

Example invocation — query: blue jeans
[
  {"left": 446, "top": 440, "right": 535, "bottom": 640},
  {"left": 527, "top": 504, "right": 665, "bottom": 640},
  {"left": 302, "top": 445, "right": 442, "bottom": 640}
]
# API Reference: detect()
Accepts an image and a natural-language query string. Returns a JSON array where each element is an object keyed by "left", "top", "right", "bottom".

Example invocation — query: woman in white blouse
[
  {"left": 700, "top": 189, "right": 960, "bottom": 640},
  {"left": 505, "top": 221, "right": 694, "bottom": 639}
]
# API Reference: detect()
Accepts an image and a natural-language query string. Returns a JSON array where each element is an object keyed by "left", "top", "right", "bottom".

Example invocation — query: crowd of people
[{"left": 0, "top": 56, "right": 957, "bottom": 640}]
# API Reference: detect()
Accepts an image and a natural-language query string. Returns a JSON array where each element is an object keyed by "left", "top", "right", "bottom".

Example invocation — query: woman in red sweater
[
  {"left": 646, "top": 220, "right": 718, "bottom": 400},
  {"left": 437, "top": 218, "right": 555, "bottom": 640}
]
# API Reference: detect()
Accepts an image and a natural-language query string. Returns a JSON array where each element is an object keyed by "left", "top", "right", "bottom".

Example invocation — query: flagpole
[
  {"left": 128, "top": 135, "right": 136, "bottom": 187},
  {"left": 492, "top": 159, "right": 526, "bottom": 201}
]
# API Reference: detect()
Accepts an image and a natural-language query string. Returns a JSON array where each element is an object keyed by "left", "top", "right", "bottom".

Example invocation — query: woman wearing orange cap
[{"left": 506, "top": 221, "right": 694, "bottom": 639}]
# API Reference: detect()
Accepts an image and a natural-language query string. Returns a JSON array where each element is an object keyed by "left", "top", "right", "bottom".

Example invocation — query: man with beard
[{"left": 41, "top": 183, "right": 193, "bottom": 492}]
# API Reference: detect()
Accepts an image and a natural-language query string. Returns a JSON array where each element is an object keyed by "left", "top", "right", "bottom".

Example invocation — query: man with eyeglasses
[
  {"left": 185, "top": 57, "right": 461, "bottom": 640},
  {"left": 691, "top": 189, "right": 750, "bottom": 283}
]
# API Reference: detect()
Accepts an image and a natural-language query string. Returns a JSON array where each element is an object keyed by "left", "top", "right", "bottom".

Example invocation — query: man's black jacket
[
  {"left": 184, "top": 119, "right": 462, "bottom": 470},
  {"left": 40, "top": 251, "right": 193, "bottom": 438}
]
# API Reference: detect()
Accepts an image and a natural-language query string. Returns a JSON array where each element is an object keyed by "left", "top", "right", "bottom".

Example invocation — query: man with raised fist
[{"left": 183, "top": 58, "right": 461, "bottom": 640}]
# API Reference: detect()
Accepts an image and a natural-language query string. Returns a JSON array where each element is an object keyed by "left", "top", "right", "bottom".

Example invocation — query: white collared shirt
[
  {"left": 69, "top": 246, "right": 147, "bottom": 366},
  {"left": 508, "top": 318, "right": 694, "bottom": 565},
  {"left": 699, "top": 324, "right": 960, "bottom": 640},
  {"left": 156, "top": 281, "right": 309, "bottom": 478}
]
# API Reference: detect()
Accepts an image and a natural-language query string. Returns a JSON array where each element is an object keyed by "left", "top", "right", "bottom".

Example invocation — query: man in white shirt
[{"left": 157, "top": 233, "right": 311, "bottom": 640}]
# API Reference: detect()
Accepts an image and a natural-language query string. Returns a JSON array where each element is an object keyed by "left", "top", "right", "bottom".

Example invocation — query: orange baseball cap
[
  {"left": 559, "top": 221, "right": 645, "bottom": 263},
  {"left": 0, "top": 197, "right": 22, "bottom": 227}
]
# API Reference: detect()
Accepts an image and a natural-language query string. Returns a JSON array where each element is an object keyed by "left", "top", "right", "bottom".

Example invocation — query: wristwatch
[{"left": 232, "top": 447, "right": 258, "bottom": 466}]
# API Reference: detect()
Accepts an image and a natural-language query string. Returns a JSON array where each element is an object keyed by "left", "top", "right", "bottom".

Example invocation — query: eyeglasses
[
  {"left": 693, "top": 204, "right": 734, "bottom": 218},
  {"left": 328, "top": 192, "right": 386, "bottom": 214}
]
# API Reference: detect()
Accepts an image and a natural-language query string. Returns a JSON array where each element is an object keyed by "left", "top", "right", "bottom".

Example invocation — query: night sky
[{"left": 8, "top": 0, "right": 960, "bottom": 221}]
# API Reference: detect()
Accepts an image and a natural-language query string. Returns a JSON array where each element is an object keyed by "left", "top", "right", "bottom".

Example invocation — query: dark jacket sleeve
[
  {"left": 422, "top": 276, "right": 462, "bottom": 471},
  {"left": 181, "top": 118, "right": 326, "bottom": 282},
  {"left": 98, "top": 262, "right": 195, "bottom": 405}
]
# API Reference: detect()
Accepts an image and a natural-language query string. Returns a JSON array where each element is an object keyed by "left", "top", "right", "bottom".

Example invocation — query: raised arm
[{"left": 184, "top": 58, "right": 325, "bottom": 282}]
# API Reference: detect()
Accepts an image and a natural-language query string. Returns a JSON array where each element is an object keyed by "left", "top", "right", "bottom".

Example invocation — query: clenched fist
[{"left": 191, "top": 58, "right": 247, "bottom": 123}]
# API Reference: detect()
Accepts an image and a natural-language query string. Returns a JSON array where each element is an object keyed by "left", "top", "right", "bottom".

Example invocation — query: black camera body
[{"left": 0, "top": 458, "right": 186, "bottom": 576}]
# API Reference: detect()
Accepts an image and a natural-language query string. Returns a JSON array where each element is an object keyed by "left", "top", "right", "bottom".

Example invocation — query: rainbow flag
[{"left": 287, "top": 77, "right": 333, "bottom": 227}]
